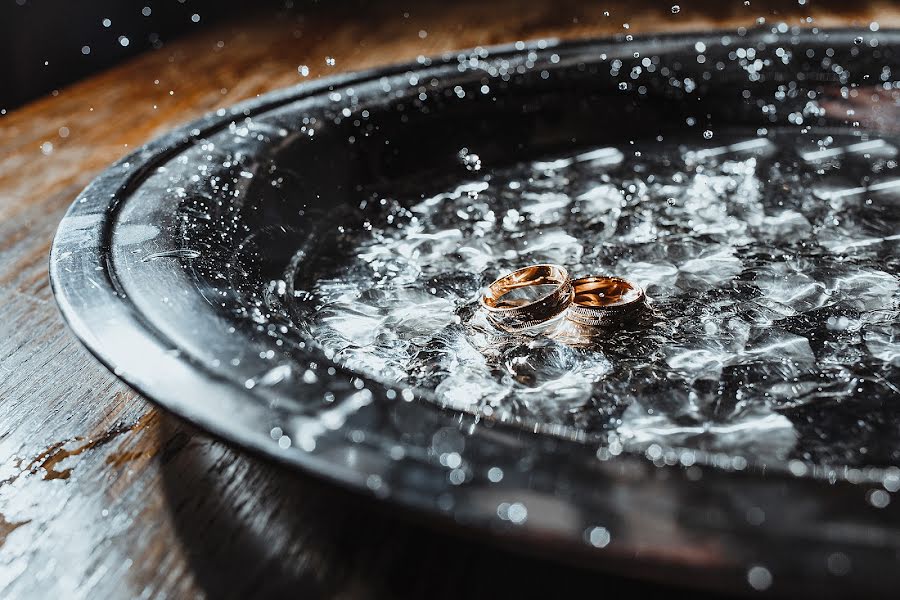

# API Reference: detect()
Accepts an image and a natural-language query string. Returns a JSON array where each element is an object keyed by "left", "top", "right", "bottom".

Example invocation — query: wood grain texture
[{"left": 1, "top": 1, "right": 898, "bottom": 597}]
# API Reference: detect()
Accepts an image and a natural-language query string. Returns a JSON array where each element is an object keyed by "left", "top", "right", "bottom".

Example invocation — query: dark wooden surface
[{"left": 2, "top": 2, "right": 898, "bottom": 597}]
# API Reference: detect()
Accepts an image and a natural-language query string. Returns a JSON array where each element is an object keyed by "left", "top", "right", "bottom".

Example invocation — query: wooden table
[{"left": 2, "top": 2, "right": 897, "bottom": 597}]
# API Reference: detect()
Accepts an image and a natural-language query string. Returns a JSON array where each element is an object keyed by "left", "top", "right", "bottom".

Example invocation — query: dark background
[
  {"left": 2, "top": 0, "right": 869, "bottom": 113},
  {"left": 1, "top": 0, "right": 294, "bottom": 111}
]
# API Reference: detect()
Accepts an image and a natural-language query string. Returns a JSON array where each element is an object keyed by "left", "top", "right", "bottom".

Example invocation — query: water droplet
[
  {"left": 325, "top": 56, "right": 336, "bottom": 67},
  {"left": 827, "top": 552, "right": 851, "bottom": 576},
  {"left": 507, "top": 502, "right": 527, "bottom": 524},
  {"left": 671, "top": 5, "right": 681, "bottom": 13},
  {"left": 747, "top": 566, "right": 773, "bottom": 591},
  {"left": 867, "top": 488, "right": 890, "bottom": 508},
  {"left": 586, "top": 526, "right": 611, "bottom": 547},
  {"left": 703, "top": 129, "right": 714, "bottom": 139},
  {"left": 458, "top": 148, "right": 482, "bottom": 171}
]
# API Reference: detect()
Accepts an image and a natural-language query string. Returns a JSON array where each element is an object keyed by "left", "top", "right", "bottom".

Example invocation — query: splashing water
[{"left": 293, "top": 129, "right": 900, "bottom": 466}]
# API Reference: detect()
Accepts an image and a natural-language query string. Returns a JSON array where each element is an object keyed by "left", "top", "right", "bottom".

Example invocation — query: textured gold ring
[
  {"left": 480, "top": 264, "right": 573, "bottom": 332},
  {"left": 566, "top": 276, "right": 645, "bottom": 327}
]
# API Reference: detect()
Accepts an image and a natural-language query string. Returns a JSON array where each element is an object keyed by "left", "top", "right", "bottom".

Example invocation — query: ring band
[
  {"left": 566, "top": 276, "right": 645, "bottom": 326},
  {"left": 480, "top": 264, "right": 573, "bottom": 331}
]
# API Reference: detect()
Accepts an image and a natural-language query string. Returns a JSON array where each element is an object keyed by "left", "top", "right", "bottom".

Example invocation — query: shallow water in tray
[{"left": 293, "top": 129, "right": 900, "bottom": 467}]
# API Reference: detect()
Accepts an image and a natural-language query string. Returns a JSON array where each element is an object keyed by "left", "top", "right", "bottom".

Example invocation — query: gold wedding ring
[
  {"left": 566, "top": 276, "right": 645, "bottom": 326},
  {"left": 480, "top": 264, "right": 573, "bottom": 332}
]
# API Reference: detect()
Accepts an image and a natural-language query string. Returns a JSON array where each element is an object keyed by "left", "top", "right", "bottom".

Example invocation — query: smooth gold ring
[
  {"left": 480, "top": 264, "right": 573, "bottom": 331},
  {"left": 566, "top": 276, "right": 645, "bottom": 327}
]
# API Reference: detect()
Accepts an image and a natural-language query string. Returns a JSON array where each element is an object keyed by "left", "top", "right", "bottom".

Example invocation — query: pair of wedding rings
[{"left": 479, "top": 264, "right": 645, "bottom": 332}]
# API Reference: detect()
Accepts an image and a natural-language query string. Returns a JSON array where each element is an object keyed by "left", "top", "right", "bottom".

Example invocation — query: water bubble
[
  {"left": 703, "top": 129, "right": 714, "bottom": 139},
  {"left": 671, "top": 5, "right": 681, "bottom": 13},
  {"left": 298, "top": 65, "right": 310, "bottom": 77},
  {"left": 325, "top": 56, "right": 336, "bottom": 66},
  {"left": 854, "top": 36, "right": 864, "bottom": 45}
]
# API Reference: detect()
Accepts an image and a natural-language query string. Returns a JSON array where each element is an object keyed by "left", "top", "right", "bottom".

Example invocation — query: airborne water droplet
[{"left": 458, "top": 148, "right": 482, "bottom": 171}]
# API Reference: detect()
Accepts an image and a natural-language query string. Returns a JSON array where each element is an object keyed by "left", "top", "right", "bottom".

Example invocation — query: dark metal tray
[{"left": 50, "top": 28, "right": 900, "bottom": 596}]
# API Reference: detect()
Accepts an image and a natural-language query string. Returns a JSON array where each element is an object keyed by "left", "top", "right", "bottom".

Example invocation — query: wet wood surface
[{"left": 1, "top": 1, "right": 898, "bottom": 597}]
